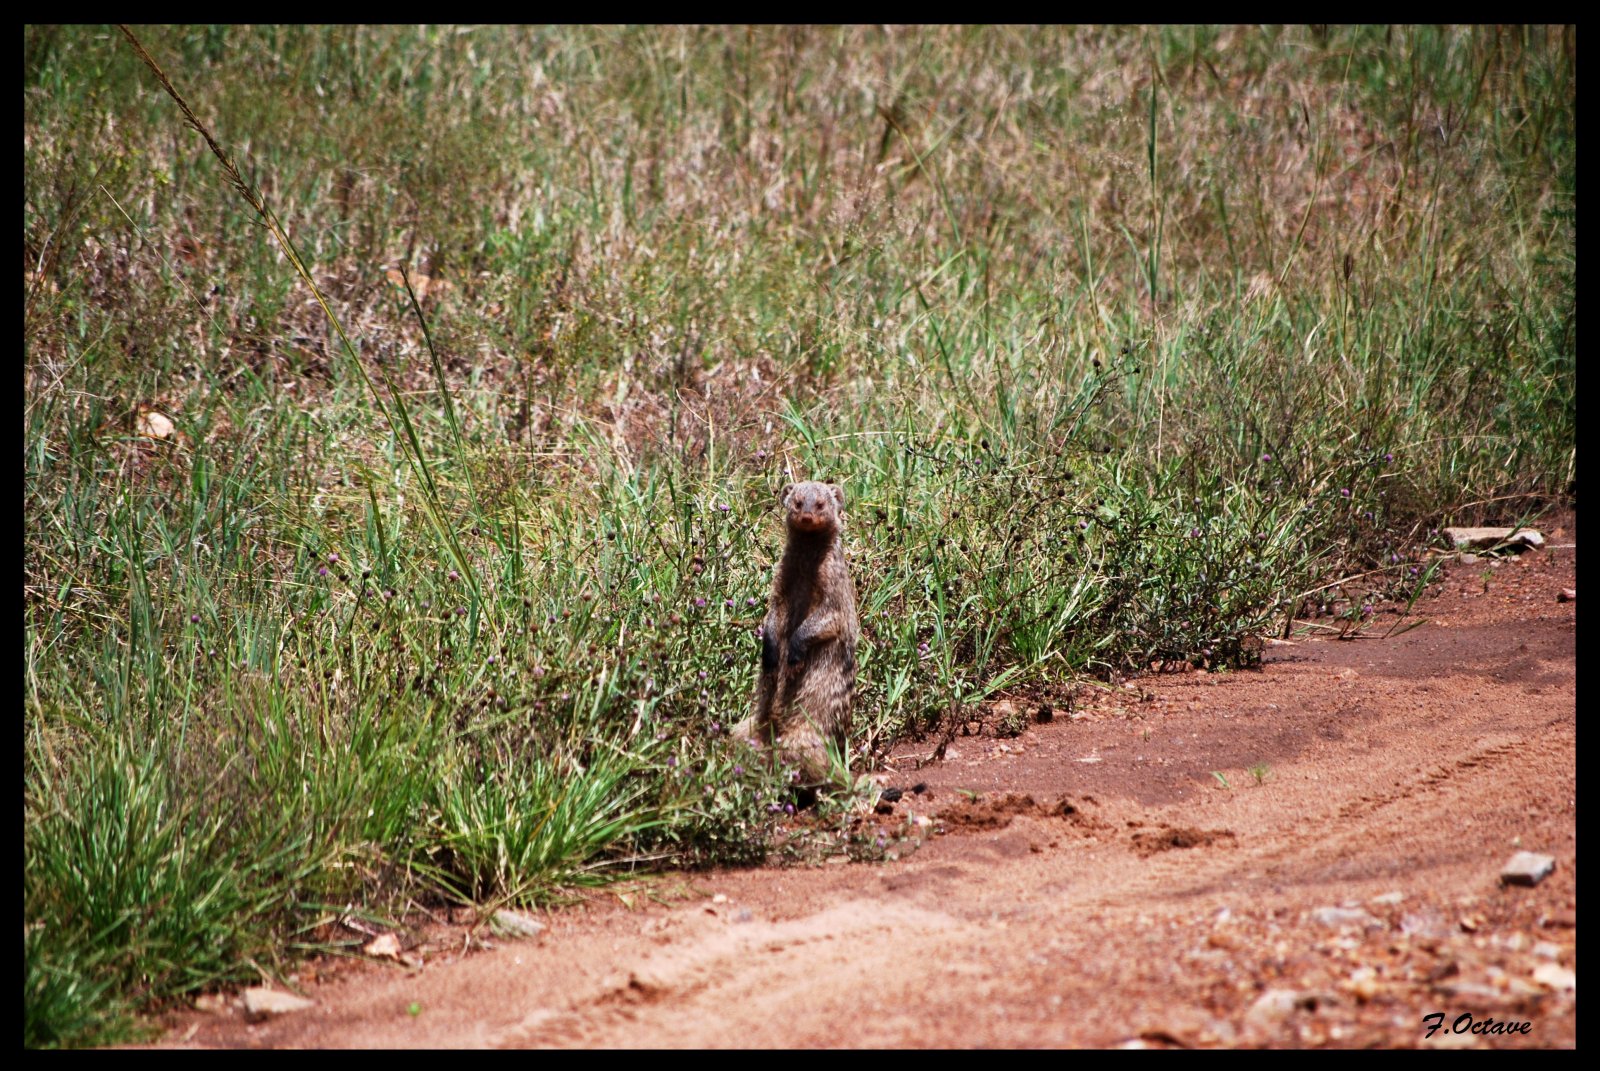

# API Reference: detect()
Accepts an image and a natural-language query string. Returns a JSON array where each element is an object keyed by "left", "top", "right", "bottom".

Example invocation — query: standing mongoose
[{"left": 739, "top": 480, "right": 860, "bottom": 785}]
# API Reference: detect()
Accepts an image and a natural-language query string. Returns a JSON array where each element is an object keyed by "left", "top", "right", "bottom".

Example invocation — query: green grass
[{"left": 24, "top": 25, "right": 1574, "bottom": 1046}]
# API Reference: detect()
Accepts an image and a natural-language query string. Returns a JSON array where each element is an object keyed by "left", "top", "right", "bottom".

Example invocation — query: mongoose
[{"left": 738, "top": 480, "right": 860, "bottom": 785}]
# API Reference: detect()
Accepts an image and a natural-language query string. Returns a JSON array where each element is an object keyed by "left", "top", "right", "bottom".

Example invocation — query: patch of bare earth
[{"left": 151, "top": 524, "right": 1575, "bottom": 1048}]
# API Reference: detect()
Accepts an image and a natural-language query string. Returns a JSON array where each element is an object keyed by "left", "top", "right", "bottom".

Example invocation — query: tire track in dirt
[{"left": 493, "top": 901, "right": 972, "bottom": 1048}]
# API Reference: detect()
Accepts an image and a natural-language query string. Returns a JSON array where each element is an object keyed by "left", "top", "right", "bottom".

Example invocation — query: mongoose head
[{"left": 781, "top": 481, "right": 844, "bottom": 534}]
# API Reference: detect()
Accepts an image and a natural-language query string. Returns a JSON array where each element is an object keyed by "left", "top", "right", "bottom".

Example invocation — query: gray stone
[
  {"left": 241, "top": 987, "right": 314, "bottom": 1022},
  {"left": 1443, "top": 526, "right": 1545, "bottom": 552},
  {"left": 1500, "top": 851, "right": 1556, "bottom": 887}
]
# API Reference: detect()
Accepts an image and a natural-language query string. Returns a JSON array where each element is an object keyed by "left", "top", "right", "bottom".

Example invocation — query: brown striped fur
[{"left": 739, "top": 481, "right": 860, "bottom": 784}]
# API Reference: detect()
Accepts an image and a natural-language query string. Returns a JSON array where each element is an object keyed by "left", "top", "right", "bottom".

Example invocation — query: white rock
[
  {"left": 193, "top": 992, "right": 230, "bottom": 1014},
  {"left": 1310, "top": 906, "right": 1384, "bottom": 931},
  {"left": 135, "top": 408, "right": 176, "bottom": 440},
  {"left": 1443, "top": 526, "right": 1544, "bottom": 552},
  {"left": 1243, "top": 989, "right": 1302, "bottom": 1034},
  {"left": 362, "top": 933, "right": 402, "bottom": 959},
  {"left": 491, "top": 908, "right": 547, "bottom": 939},
  {"left": 1531, "top": 963, "right": 1576, "bottom": 992},
  {"left": 241, "top": 987, "right": 314, "bottom": 1022}
]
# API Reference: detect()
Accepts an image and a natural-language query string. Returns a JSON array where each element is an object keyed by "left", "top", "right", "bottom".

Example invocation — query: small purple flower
[
  {"left": 487, "top": 655, "right": 496, "bottom": 665},
  {"left": 1364, "top": 511, "right": 1374, "bottom": 521},
  {"left": 698, "top": 669, "right": 708, "bottom": 678},
  {"left": 318, "top": 566, "right": 329, "bottom": 577},
  {"left": 1078, "top": 520, "right": 1089, "bottom": 530},
  {"left": 784, "top": 803, "right": 796, "bottom": 815},
  {"left": 694, "top": 597, "right": 706, "bottom": 608},
  {"left": 456, "top": 606, "right": 467, "bottom": 617},
  {"left": 710, "top": 721, "right": 721, "bottom": 732},
  {"left": 666, "top": 755, "right": 677, "bottom": 767},
  {"left": 1189, "top": 527, "right": 1202, "bottom": 538},
  {"left": 327, "top": 552, "right": 339, "bottom": 563},
  {"left": 725, "top": 599, "right": 734, "bottom": 608},
  {"left": 190, "top": 613, "right": 200, "bottom": 624},
  {"left": 733, "top": 765, "right": 744, "bottom": 776},
  {"left": 1261, "top": 453, "right": 1272, "bottom": 462},
  {"left": 1339, "top": 488, "right": 1351, "bottom": 498},
  {"left": 1383, "top": 453, "right": 1393, "bottom": 463},
  {"left": 746, "top": 597, "right": 759, "bottom": 607},
  {"left": 1409, "top": 566, "right": 1420, "bottom": 577},
  {"left": 756, "top": 450, "right": 767, "bottom": 459},
  {"left": 448, "top": 569, "right": 460, "bottom": 581},
  {"left": 717, "top": 503, "right": 729, "bottom": 512},
  {"left": 1361, "top": 604, "right": 1374, "bottom": 616}
]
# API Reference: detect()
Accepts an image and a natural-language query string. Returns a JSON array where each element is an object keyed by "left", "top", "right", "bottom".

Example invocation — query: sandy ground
[{"left": 150, "top": 522, "right": 1576, "bottom": 1049}]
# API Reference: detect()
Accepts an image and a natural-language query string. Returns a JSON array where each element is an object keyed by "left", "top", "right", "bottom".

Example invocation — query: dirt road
[{"left": 156, "top": 529, "right": 1576, "bottom": 1048}]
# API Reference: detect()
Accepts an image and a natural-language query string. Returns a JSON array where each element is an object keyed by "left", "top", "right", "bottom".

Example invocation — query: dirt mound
[{"left": 1128, "top": 825, "right": 1237, "bottom": 856}]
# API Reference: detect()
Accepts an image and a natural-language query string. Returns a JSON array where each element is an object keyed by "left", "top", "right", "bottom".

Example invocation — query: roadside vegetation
[{"left": 24, "top": 25, "right": 1573, "bottom": 1046}]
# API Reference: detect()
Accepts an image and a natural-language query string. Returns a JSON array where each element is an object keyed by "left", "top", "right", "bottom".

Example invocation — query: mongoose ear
[
  {"left": 830, "top": 485, "right": 845, "bottom": 509},
  {"left": 780, "top": 483, "right": 795, "bottom": 504}
]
